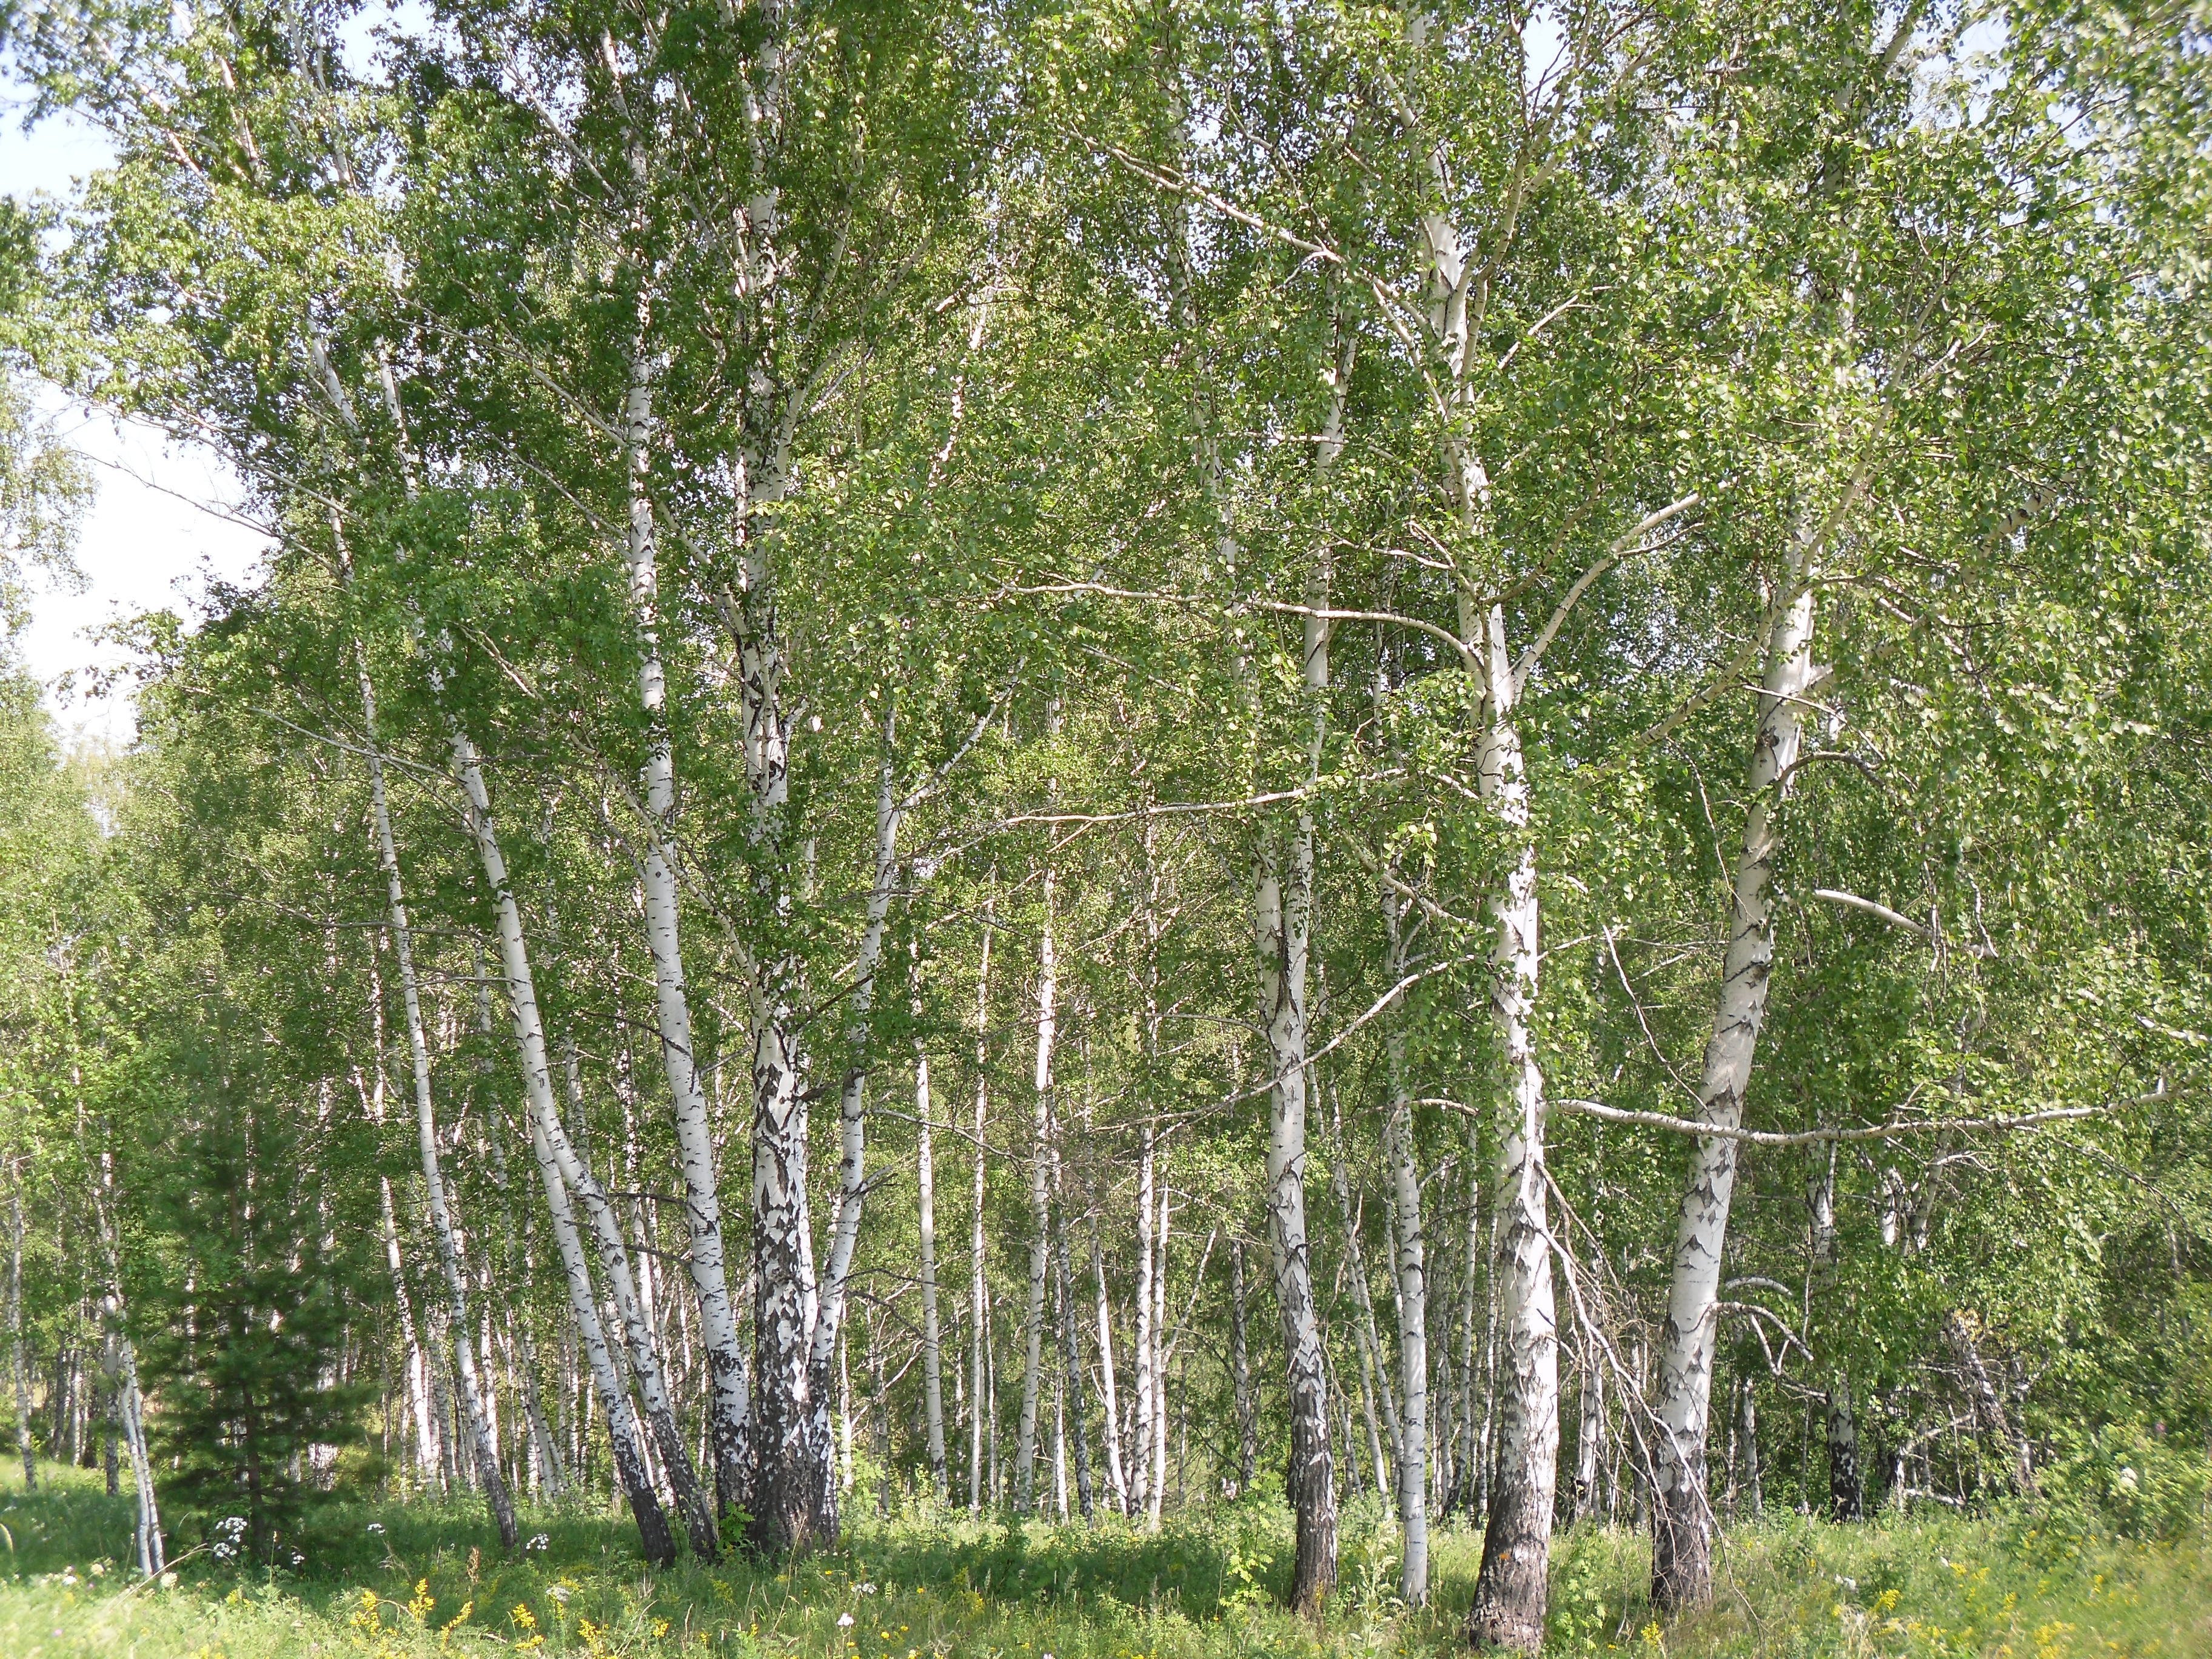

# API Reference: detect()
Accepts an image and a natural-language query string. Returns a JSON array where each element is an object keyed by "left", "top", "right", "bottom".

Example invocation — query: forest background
[{"left": 0, "top": 0, "right": 2208, "bottom": 1654}]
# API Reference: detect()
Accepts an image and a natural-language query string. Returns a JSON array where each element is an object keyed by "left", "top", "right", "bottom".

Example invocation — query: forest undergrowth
[{"left": 1, "top": 1465, "right": 2204, "bottom": 1659}]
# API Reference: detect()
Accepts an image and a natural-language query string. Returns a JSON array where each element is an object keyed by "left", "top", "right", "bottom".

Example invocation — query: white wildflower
[{"left": 837, "top": 1612, "right": 855, "bottom": 1627}]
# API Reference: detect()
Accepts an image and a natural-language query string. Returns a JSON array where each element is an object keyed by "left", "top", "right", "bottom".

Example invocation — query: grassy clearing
[{"left": 0, "top": 1465, "right": 2204, "bottom": 1658}]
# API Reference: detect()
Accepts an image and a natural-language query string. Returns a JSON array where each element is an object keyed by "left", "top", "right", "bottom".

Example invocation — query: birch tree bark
[
  {"left": 618, "top": 338, "right": 749, "bottom": 1517},
  {"left": 528, "top": 1107, "right": 677, "bottom": 1564},
  {"left": 445, "top": 718, "right": 718, "bottom": 1557},
  {"left": 1015, "top": 857, "right": 1059, "bottom": 1514},
  {"left": 8, "top": 1168, "right": 31, "bottom": 1491},
  {"left": 1650, "top": 491, "right": 1844, "bottom": 1610},
  {"left": 1256, "top": 665, "right": 1336, "bottom": 1615},
  {"left": 1379, "top": 885, "right": 1431, "bottom": 1603},
  {"left": 1809, "top": 1148, "right": 1864, "bottom": 1520},
  {"left": 363, "top": 712, "right": 518, "bottom": 1549},
  {"left": 1050, "top": 1121, "right": 1094, "bottom": 1518},
  {"left": 1228, "top": 1238, "right": 1256, "bottom": 1499},
  {"left": 1131, "top": 1122, "right": 1157, "bottom": 1520},
  {"left": 378, "top": 1179, "right": 442, "bottom": 1493},
  {"left": 802, "top": 732, "right": 908, "bottom": 1526},
  {"left": 1092, "top": 1223, "right": 1128, "bottom": 1512},
  {"left": 969, "top": 900, "right": 994, "bottom": 1513},
  {"left": 916, "top": 1050, "right": 948, "bottom": 1500}
]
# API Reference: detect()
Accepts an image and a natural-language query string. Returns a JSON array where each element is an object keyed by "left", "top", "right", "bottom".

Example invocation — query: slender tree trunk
[
  {"left": 1380, "top": 885, "right": 1430, "bottom": 1603},
  {"left": 1327, "top": 1102, "right": 1401, "bottom": 1478},
  {"left": 1650, "top": 507, "right": 1829, "bottom": 1610},
  {"left": 9, "top": 1174, "right": 31, "bottom": 1492},
  {"left": 1465, "top": 611, "right": 1561, "bottom": 1655},
  {"left": 1016, "top": 862, "right": 1058, "bottom": 1514},
  {"left": 1257, "top": 817, "right": 1335, "bottom": 1615},
  {"left": 1573, "top": 1358, "right": 1606, "bottom": 1523},
  {"left": 378, "top": 1180, "right": 442, "bottom": 1494},
  {"left": 1945, "top": 1311, "right": 2037, "bottom": 1496},
  {"left": 446, "top": 718, "right": 714, "bottom": 1557},
  {"left": 1738, "top": 1380, "right": 1763, "bottom": 1519},
  {"left": 970, "top": 906, "right": 994, "bottom": 1513},
  {"left": 619, "top": 341, "right": 747, "bottom": 1532},
  {"left": 916, "top": 1051, "right": 948, "bottom": 1501},
  {"left": 1050, "top": 1131, "right": 1094, "bottom": 1519},
  {"left": 1131, "top": 1125, "right": 1156, "bottom": 1520},
  {"left": 362, "top": 704, "right": 518, "bottom": 1550},
  {"left": 1229, "top": 1238, "right": 1255, "bottom": 1499},
  {"left": 1808, "top": 1147, "right": 1863, "bottom": 1520},
  {"left": 529, "top": 1109, "right": 676, "bottom": 1564},
  {"left": 1092, "top": 1225, "right": 1128, "bottom": 1512},
  {"left": 799, "top": 731, "right": 907, "bottom": 1536},
  {"left": 1148, "top": 1170, "right": 1172, "bottom": 1526}
]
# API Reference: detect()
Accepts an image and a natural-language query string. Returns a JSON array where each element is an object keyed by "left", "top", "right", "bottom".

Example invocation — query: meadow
[{"left": 1, "top": 1466, "right": 2204, "bottom": 1659}]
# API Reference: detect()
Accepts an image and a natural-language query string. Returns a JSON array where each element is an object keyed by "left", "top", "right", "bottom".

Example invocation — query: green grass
[{"left": 0, "top": 1464, "right": 2204, "bottom": 1657}]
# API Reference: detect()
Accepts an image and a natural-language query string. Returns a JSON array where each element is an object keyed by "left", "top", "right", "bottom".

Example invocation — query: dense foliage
[{"left": 0, "top": 0, "right": 2207, "bottom": 1646}]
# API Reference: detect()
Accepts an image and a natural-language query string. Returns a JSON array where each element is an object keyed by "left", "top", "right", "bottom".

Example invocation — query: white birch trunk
[
  {"left": 969, "top": 906, "right": 993, "bottom": 1512},
  {"left": 445, "top": 716, "right": 717, "bottom": 1557},
  {"left": 1131, "top": 1124, "right": 1156, "bottom": 1520},
  {"left": 1255, "top": 594, "right": 1336, "bottom": 1614},
  {"left": 1464, "top": 610, "right": 1561, "bottom": 1654},
  {"left": 9, "top": 1172, "right": 31, "bottom": 1492},
  {"left": 1381, "top": 887, "right": 1430, "bottom": 1603},
  {"left": 528, "top": 1107, "right": 676, "bottom": 1563},
  {"left": 916, "top": 1051, "right": 948, "bottom": 1500},
  {"left": 1228, "top": 1238, "right": 1256, "bottom": 1498},
  {"left": 1014, "top": 862, "right": 1057, "bottom": 1513},
  {"left": 1650, "top": 517, "right": 1824, "bottom": 1609},
  {"left": 1148, "top": 1159, "right": 1172, "bottom": 1527},
  {"left": 803, "top": 735, "right": 905, "bottom": 1529},
  {"left": 1091, "top": 1227, "right": 1128, "bottom": 1512},
  {"left": 620, "top": 344, "right": 749, "bottom": 1518},
  {"left": 361, "top": 694, "right": 519, "bottom": 1550}
]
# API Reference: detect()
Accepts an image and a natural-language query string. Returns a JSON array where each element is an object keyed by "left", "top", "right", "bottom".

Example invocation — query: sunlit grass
[{"left": 0, "top": 1461, "right": 2204, "bottom": 1655}]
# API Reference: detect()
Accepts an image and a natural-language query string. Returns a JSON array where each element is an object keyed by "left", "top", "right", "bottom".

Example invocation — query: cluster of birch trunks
[{"left": 3, "top": 0, "right": 2199, "bottom": 1651}]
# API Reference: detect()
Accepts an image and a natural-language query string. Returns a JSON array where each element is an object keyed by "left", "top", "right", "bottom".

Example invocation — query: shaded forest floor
[{"left": 1, "top": 1464, "right": 2205, "bottom": 1657}]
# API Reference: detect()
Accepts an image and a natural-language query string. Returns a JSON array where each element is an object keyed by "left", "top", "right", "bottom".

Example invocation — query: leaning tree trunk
[
  {"left": 618, "top": 344, "right": 747, "bottom": 1524},
  {"left": 528, "top": 1110, "right": 677, "bottom": 1564},
  {"left": 916, "top": 1051, "right": 948, "bottom": 1501},
  {"left": 362, "top": 700, "right": 519, "bottom": 1550},
  {"left": 803, "top": 735, "right": 905, "bottom": 1530},
  {"left": 1650, "top": 511, "right": 1825, "bottom": 1611},
  {"left": 1091, "top": 1222, "right": 1129, "bottom": 1512},
  {"left": 446, "top": 715, "right": 717, "bottom": 1558}
]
